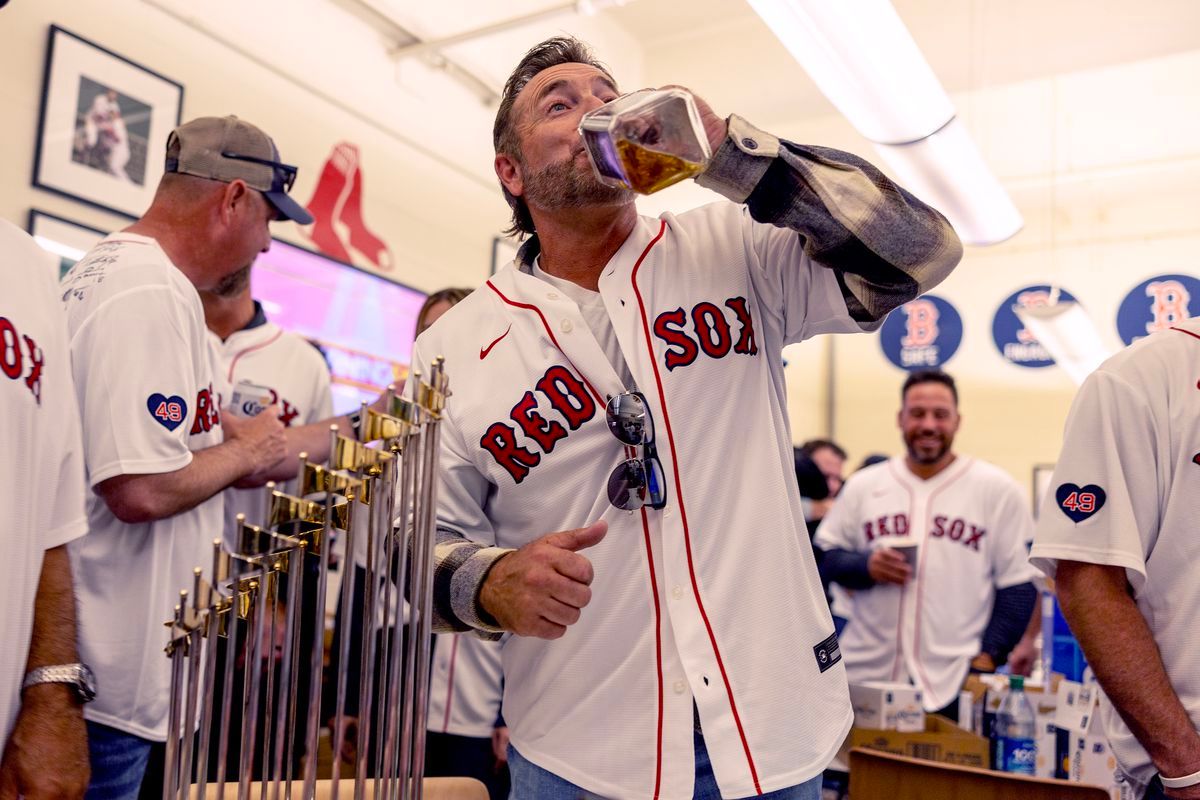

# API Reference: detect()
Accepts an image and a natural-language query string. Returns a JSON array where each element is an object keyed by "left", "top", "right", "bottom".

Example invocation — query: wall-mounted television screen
[
  {"left": 251, "top": 239, "right": 426, "bottom": 415},
  {"left": 27, "top": 217, "right": 418, "bottom": 416}
]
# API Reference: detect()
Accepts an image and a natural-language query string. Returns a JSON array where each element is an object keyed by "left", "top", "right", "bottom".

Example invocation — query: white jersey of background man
[
  {"left": 1031, "top": 318, "right": 1200, "bottom": 795},
  {"left": 427, "top": 634, "right": 503, "bottom": 740},
  {"left": 62, "top": 232, "right": 224, "bottom": 740},
  {"left": 0, "top": 220, "right": 89, "bottom": 744},
  {"left": 815, "top": 456, "right": 1039, "bottom": 711},
  {"left": 209, "top": 307, "right": 332, "bottom": 536}
]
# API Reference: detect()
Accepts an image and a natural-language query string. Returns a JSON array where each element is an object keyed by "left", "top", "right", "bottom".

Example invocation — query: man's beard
[
  {"left": 905, "top": 431, "right": 951, "bottom": 465},
  {"left": 212, "top": 264, "right": 252, "bottom": 298},
  {"left": 521, "top": 155, "right": 633, "bottom": 211}
]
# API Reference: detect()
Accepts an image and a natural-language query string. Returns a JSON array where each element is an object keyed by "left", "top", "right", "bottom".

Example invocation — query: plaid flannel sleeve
[
  {"left": 697, "top": 115, "right": 964, "bottom": 324},
  {"left": 429, "top": 526, "right": 512, "bottom": 638}
]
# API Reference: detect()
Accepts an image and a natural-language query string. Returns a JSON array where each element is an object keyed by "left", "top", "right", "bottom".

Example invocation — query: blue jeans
[
  {"left": 508, "top": 728, "right": 822, "bottom": 799},
  {"left": 85, "top": 720, "right": 153, "bottom": 800}
]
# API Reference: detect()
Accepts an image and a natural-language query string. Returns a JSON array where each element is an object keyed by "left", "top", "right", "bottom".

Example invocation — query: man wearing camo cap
[{"left": 61, "top": 115, "right": 308, "bottom": 798}]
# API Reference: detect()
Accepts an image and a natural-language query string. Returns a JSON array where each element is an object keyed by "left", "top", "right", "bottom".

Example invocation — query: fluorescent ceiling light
[
  {"left": 873, "top": 118, "right": 1023, "bottom": 245},
  {"left": 746, "top": 0, "right": 1023, "bottom": 245},
  {"left": 1014, "top": 299, "right": 1114, "bottom": 385},
  {"left": 33, "top": 235, "right": 87, "bottom": 262},
  {"left": 745, "top": 0, "right": 951, "bottom": 144}
]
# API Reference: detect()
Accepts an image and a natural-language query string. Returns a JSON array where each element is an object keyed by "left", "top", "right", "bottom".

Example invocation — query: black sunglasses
[
  {"left": 221, "top": 150, "right": 298, "bottom": 193},
  {"left": 605, "top": 391, "right": 667, "bottom": 511}
]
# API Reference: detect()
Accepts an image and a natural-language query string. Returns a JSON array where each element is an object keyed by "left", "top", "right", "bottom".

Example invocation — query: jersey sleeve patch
[
  {"left": 1055, "top": 483, "right": 1107, "bottom": 523},
  {"left": 146, "top": 393, "right": 188, "bottom": 431}
]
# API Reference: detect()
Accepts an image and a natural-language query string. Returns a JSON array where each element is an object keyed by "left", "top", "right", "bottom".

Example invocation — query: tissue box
[{"left": 849, "top": 681, "right": 925, "bottom": 732}]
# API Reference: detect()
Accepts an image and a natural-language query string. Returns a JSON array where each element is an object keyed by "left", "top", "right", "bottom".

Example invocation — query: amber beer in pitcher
[{"left": 579, "top": 88, "right": 711, "bottom": 195}]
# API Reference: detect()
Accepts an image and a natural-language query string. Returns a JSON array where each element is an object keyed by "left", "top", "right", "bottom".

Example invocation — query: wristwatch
[{"left": 22, "top": 663, "right": 97, "bottom": 704}]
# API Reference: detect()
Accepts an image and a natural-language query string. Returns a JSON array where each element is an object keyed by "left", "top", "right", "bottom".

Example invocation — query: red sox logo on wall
[{"left": 302, "top": 142, "right": 393, "bottom": 271}]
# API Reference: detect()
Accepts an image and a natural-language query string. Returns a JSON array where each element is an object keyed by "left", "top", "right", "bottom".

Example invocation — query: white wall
[
  {"left": 0, "top": 0, "right": 641, "bottom": 292},
  {"left": 763, "top": 49, "right": 1200, "bottom": 487}
]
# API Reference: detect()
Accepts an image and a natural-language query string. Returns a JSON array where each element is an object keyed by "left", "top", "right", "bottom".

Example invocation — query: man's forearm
[
  {"left": 1057, "top": 560, "right": 1200, "bottom": 778},
  {"left": 819, "top": 547, "right": 874, "bottom": 590},
  {"left": 24, "top": 546, "right": 80, "bottom": 671},
  {"left": 978, "top": 582, "right": 1037, "bottom": 664},
  {"left": 98, "top": 438, "right": 255, "bottom": 523}
]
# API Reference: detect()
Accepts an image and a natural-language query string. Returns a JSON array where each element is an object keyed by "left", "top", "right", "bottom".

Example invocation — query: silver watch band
[{"left": 22, "top": 663, "right": 95, "bottom": 703}]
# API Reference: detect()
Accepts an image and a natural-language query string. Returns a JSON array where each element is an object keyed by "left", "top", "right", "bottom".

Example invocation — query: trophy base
[{"left": 188, "top": 777, "right": 487, "bottom": 799}]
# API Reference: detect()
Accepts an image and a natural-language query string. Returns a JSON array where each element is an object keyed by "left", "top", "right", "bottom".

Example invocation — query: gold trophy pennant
[
  {"left": 267, "top": 489, "right": 351, "bottom": 534},
  {"left": 363, "top": 409, "right": 410, "bottom": 446},
  {"left": 212, "top": 597, "right": 235, "bottom": 638},
  {"left": 330, "top": 434, "right": 369, "bottom": 471},
  {"left": 299, "top": 461, "right": 361, "bottom": 498},
  {"left": 388, "top": 395, "right": 422, "bottom": 425},
  {"left": 331, "top": 433, "right": 394, "bottom": 472},
  {"left": 230, "top": 518, "right": 299, "bottom": 562}
]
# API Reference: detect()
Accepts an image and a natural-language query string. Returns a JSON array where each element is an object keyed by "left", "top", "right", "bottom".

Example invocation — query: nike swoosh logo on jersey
[{"left": 480, "top": 325, "right": 512, "bottom": 360}]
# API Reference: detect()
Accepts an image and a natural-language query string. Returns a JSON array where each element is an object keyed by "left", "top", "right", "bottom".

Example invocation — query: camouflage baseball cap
[{"left": 165, "top": 115, "right": 313, "bottom": 225}]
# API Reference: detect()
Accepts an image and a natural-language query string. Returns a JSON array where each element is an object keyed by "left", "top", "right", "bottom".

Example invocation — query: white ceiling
[{"left": 376, "top": 0, "right": 1200, "bottom": 135}]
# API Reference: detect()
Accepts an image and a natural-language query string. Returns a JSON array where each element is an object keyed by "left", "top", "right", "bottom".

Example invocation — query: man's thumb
[{"left": 554, "top": 520, "right": 608, "bottom": 552}]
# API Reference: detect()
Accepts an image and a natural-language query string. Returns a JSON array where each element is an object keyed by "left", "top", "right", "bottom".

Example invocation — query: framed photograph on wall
[
  {"left": 27, "top": 208, "right": 109, "bottom": 278},
  {"left": 32, "top": 25, "right": 184, "bottom": 219}
]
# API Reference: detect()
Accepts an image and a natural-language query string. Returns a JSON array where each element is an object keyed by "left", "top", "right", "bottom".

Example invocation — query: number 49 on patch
[{"left": 1055, "top": 483, "right": 1107, "bottom": 523}]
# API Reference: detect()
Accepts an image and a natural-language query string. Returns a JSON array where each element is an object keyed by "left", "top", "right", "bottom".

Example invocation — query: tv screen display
[{"left": 251, "top": 239, "right": 426, "bottom": 414}]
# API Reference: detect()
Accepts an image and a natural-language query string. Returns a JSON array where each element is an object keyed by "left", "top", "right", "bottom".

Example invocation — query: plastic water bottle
[{"left": 994, "top": 675, "right": 1038, "bottom": 774}]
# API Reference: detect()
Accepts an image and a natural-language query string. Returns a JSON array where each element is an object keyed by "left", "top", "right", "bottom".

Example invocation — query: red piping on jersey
[
  {"left": 887, "top": 460, "right": 915, "bottom": 682},
  {"left": 226, "top": 329, "right": 284, "bottom": 383},
  {"left": 486, "top": 275, "right": 664, "bottom": 796},
  {"left": 640, "top": 505, "right": 664, "bottom": 800},
  {"left": 484, "top": 281, "right": 604, "bottom": 407},
  {"left": 441, "top": 635, "right": 460, "bottom": 733},
  {"left": 631, "top": 219, "right": 763, "bottom": 794},
  {"left": 910, "top": 458, "right": 974, "bottom": 698},
  {"left": 1171, "top": 326, "right": 1200, "bottom": 342}
]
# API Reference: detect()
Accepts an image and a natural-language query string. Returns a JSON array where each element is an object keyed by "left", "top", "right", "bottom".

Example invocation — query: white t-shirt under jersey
[
  {"left": 62, "top": 232, "right": 224, "bottom": 741},
  {"left": 1031, "top": 318, "right": 1200, "bottom": 795},
  {"left": 0, "top": 221, "right": 88, "bottom": 746}
]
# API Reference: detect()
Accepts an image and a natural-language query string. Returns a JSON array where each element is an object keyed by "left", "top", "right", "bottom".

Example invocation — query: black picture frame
[
  {"left": 26, "top": 208, "right": 110, "bottom": 278},
  {"left": 32, "top": 25, "right": 184, "bottom": 220}
]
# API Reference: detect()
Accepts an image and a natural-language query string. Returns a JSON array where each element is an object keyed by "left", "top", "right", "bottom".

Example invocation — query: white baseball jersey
[
  {"left": 0, "top": 221, "right": 89, "bottom": 746},
  {"left": 210, "top": 315, "right": 333, "bottom": 537},
  {"left": 1030, "top": 318, "right": 1200, "bottom": 794},
  {"left": 814, "top": 457, "right": 1039, "bottom": 711},
  {"left": 410, "top": 202, "right": 862, "bottom": 800},
  {"left": 427, "top": 634, "right": 503, "bottom": 739},
  {"left": 62, "top": 232, "right": 224, "bottom": 741}
]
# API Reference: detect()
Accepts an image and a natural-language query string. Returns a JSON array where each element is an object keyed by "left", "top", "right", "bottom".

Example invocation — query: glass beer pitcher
[{"left": 578, "top": 88, "right": 712, "bottom": 195}]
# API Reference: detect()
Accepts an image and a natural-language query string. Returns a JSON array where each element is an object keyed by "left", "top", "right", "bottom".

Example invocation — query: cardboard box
[
  {"left": 848, "top": 714, "right": 991, "bottom": 768},
  {"left": 849, "top": 681, "right": 926, "bottom": 732}
]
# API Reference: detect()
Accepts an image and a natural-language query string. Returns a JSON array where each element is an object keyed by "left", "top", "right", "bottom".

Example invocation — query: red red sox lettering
[
  {"left": 267, "top": 388, "right": 301, "bottom": 427},
  {"left": 190, "top": 383, "right": 221, "bottom": 435},
  {"left": 481, "top": 364, "right": 596, "bottom": 483},
  {"left": 653, "top": 296, "right": 758, "bottom": 371},
  {"left": 0, "top": 316, "right": 45, "bottom": 405},
  {"left": 864, "top": 513, "right": 987, "bottom": 551}
]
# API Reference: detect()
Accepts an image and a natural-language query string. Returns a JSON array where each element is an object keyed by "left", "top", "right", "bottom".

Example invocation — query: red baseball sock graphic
[
  {"left": 302, "top": 145, "right": 353, "bottom": 263},
  {"left": 338, "top": 144, "right": 393, "bottom": 271}
]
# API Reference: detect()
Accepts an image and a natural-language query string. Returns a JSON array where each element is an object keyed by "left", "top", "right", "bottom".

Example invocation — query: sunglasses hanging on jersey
[{"left": 605, "top": 391, "right": 668, "bottom": 511}]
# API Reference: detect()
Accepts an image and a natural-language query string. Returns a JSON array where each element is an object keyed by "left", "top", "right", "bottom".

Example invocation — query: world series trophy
[{"left": 160, "top": 361, "right": 464, "bottom": 799}]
